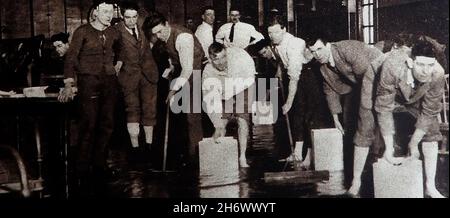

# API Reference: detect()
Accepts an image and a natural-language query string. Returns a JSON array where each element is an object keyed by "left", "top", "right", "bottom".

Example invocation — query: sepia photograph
[{"left": 0, "top": 0, "right": 448, "bottom": 207}]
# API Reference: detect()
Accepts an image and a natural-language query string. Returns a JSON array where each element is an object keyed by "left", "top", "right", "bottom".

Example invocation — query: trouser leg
[
  {"left": 93, "top": 75, "right": 118, "bottom": 171},
  {"left": 76, "top": 75, "right": 100, "bottom": 175}
]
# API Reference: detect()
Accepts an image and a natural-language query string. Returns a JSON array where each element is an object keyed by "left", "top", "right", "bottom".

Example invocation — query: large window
[{"left": 361, "top": 0, "right": 377, "bottom": 44}]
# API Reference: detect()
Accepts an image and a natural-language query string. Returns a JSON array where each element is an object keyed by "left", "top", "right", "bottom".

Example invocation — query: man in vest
[{"left": 143, "top": 12, "right": 205, "bottom": 173}]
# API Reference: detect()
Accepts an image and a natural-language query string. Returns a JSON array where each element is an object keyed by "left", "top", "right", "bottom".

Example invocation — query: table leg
[{"left": 34, "top": 122, "right": 44, "bottom": 198}]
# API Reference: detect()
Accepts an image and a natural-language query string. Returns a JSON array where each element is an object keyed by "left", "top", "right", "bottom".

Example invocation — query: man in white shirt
[
  {"left": 215, "top": 7, "right": 264, "bottom": 49},
  {"left": 267, "top": 14, "right": 311, "bottom": 162},
  {"left": 202, "top": 42, "right": 256, "bottom": 168},
  {"left": 267, "top": 14, "right": 309, "bottom": 115},
  {"left": 195, "top": 6, "right": 215, "bottom": 58}
]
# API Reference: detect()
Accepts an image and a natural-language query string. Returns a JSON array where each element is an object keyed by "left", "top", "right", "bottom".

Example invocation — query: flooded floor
[{"left": 102, "top": 123, "right": 449, "bottom": 198}]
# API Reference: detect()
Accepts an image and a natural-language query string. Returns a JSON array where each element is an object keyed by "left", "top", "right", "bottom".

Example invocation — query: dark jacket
[
  {"left": 64, "top": 24, "right": 120, "bottom": 81},
  {"left": 115, "top": 21, "right": 158, "bottom": 84}
]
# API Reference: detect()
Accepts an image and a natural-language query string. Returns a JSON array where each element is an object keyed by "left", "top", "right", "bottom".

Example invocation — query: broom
[
  {"left": 148, "top": 91, "right": 176, "bottom": 175},
  {"left": 263, "top": 71, "right": 329, "bottom": 184}
]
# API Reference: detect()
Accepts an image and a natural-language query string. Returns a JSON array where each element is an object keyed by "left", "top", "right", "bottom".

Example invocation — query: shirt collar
[
  {"left": 327, "top": 43, "right": 335, "bottom": 67},
  {"left": 404, "top": 60, "right": 416, "bottom": 88},
  {"left": 125, "top": 24, "right": 137, "bottom": 31},
  {"left": 164, "top": 27, "right": 172, "bottom": 43},
  {"left": 274, "top": 32, "right": 291, "bottom": 47},
  {"left": 202, "top": 21, "right": 213, "bottom": 28}
]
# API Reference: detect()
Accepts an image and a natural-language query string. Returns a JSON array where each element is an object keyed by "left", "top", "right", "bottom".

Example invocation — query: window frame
[{"left": 359, "top": 0, "right": 378, "bottom": 45}]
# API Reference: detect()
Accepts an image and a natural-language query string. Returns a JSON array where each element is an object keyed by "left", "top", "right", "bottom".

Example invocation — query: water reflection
[
  {"left": 200, "top": 184, "right": 240, "bottom": 198},
  {"left": 200, "top": 174, "right": 250, "bottom": 198},
  {"left": 316, "top": 170, "right": 346, "bottom": 196},
  {"left": 104, "top": 123, "right": 448, "bottom": 198}
]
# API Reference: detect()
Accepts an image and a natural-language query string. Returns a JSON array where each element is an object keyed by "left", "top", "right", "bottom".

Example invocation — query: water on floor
[{"left": 103, "top": 122, "right": 449, "bottom": 198}]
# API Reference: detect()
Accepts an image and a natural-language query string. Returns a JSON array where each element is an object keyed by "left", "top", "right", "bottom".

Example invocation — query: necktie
[
  {"left": 229, "top": 23, "right": 235, "bottom": 42},
  {"left": 326, "top": 63, "right": 337, "bottom": 72},
  {"left": 271, "top": 46, "right": 281, "bottom": 62},
  {"left": 100, "top": 33, "right": 106, "bottom": 45},
  {"left": 132, "top": 28, "right": 138, "bottom": 41}
]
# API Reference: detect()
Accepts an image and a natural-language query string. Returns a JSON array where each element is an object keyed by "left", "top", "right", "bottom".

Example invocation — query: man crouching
[{"left": 202, "top": 42, "right": 256, "bottom": 168}]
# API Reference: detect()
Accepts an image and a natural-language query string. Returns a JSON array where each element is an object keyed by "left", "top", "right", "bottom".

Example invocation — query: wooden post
[
  {"left": 29, "top": 0, "right": 34, "bottom": 36},
  {"left": 258, "top": 0, "right": 263, "bottom": 29},
  {"left": 226, "top": 0, "right": 230, "bottom": 21},
  {"left": 64, "top": 0, "right": 67, "bottom": 33},
  {"left": 287, "top": 0, "right": 294, "bottom": 33}
]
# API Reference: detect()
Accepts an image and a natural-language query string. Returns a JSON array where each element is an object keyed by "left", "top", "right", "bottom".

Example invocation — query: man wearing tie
[
  {"left": 267, "top": 14, "right": 311, "bottom": 163},
  {"left": 215, "top": 7, "right": 264, "bottom": 49},
  {"left": 115, "top": 1, "right": 159, "bottom": 153}
]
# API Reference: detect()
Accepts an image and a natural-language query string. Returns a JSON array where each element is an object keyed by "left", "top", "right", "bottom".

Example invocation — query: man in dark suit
[
  {"left": 115, "top": 2, "right": 158, "bottom": 152},
  {"left": 306, "top": 34, "right": 383, "bottom": 196}
]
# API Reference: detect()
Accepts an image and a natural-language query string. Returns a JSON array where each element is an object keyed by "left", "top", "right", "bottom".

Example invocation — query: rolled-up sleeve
[
  {"left": 249, "top": 26, "right": 264, "bottom": 45},
  {"left": 195, "top": 25, "right": 213, "bottom": 57},
  {"left": 215, "top": 25, "right": 227, "bottom": 44},
  {"left": 416, "top": 68, "right": 445, "bottom": 131},
  {"left": 374, "top": 61, "right": 398, "bottom": 136},
  {"left": 285, "top": 38, "right": 305, "bottom": 81},
  {"left": 172, "top": 33, "right": 194, "bottom": 91}
]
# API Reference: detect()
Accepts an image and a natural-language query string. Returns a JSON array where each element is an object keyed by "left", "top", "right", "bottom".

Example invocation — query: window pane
[
  {"left": 370, "top": 27, "right": 375, "bottom": 44},
  {"left": 363, "top": 0, "right": 369, "bottom": 4},
  {"left": 364, "top": 28, "right": 370, "bottom": 44},
  {"left": 369, "top": 5, "right": 374, "bottom": 26},
  {"left": 363, "top": 6, "right": 370, "bottom": 26}
]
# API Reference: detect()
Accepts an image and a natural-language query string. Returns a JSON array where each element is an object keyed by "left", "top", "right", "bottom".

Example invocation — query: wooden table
[{"left": 0, "top": 94, "right": 73, "bottom": 198}]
